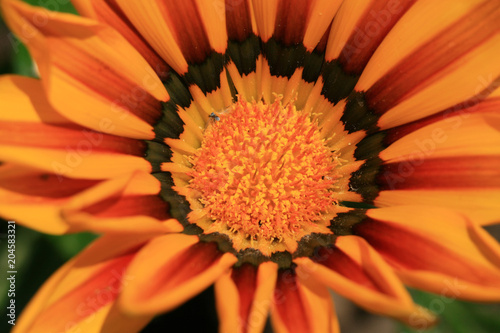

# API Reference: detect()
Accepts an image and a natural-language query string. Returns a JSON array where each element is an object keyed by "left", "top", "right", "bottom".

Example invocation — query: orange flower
[{"left": 1, "top": 0, "right": 500, "bottom": 332}]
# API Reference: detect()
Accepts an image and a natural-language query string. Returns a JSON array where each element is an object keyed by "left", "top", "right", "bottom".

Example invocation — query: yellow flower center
[{"left": 188, "top": 97, "right": 340, "bottom": 244}]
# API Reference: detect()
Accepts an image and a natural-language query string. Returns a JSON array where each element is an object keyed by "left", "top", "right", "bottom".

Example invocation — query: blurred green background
[{"left": 1, "top": 1, "right": 500, "bottom": 333}]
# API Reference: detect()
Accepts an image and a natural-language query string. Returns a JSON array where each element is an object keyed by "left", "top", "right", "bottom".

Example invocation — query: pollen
[{"left": 188, "top": 97, "right": 340, "bottom": 242}]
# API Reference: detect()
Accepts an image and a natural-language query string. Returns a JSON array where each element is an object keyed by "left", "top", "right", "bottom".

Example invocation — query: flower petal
[
  {"left": 0, "top": 144, "right": 151, "bottom": 179},
  {"left": 193, "top": 0, "right": 228, "bottom": 53},
  {"left": 13, "top": 234, "right": 154, "bottom": 333},
  {"left": 358, "top": 0, "right": 496, "bottom": 88},
  {"left": 356, "top": 0, "right": 500, "bottom": 128},
  {"left": 250, "top": 0, "right": 279, "bottom": 42},
  {"left": 0, "top": 164, "right": 100, "bottom": 234},
  {"left": 381, "top": 113, "right": 500, "bottom": 162},
  {"left": 378, "top": 156, "right": 500, "bottom": 193},
  {"left": 112, "top": 0, "right": 186, "bottom": 73},
  {"left": 225, "top": 0, "right": 257, "bottom": 41},
  {"left": 71, "top": 0, "right": 169, "bottom": 77},
  {"left": 0, "top": 121, "right": 146, "bottom": 155},
  {"left": 355, "top": 206, "right": 500, "bottom": 301},
  {"left": 271, "top": 268, "right": 340, "bottom": 333},
  {"left": 325, "top": 0, "right": 416, "bottom": 72},
  {"left": 376, "top": 190, "right": 500, "bottom": 226},
  {"left": 3, "top": 0, "right": 168, "bottom": 139},
  {"left": 295, "top": 236, "right": 435, "bottom": 326},
  {"left": 215, "top": 262, "right": 277, "bottom": 333},
  {"left": 383, "top": 95, "right": 500, "bottom": 145},
  {"left": 114, "top": 0, "right": 225, "bottom": 74},
  {"left": 61, "top": 171, "right": 182, "bottom": 234},
  {"left": 303, "top": 0, "right": 343, "bottom": 52},
  {"left": 0, "top": 73, "right": 152, "bottom": 179},
  {"left": 376, "top": 113, "right": 500, "bottom": 225},
  {"left": 0, "top": 75, "right": 69, "bottom": 123},
  {"left": 0, "top": 75, "right": 146, "bottom": 156},
  {"left": 267, "top": 0, "right": 340, "bottom": 49},
  {"left": 120, "top": 234, "right": 237, "bottom": 315},
  {"left": 99, "top": 302, "right": 153, "bottom": 333}
]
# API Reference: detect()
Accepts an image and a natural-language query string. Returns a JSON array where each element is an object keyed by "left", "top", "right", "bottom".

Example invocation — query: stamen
[{"left": 188, "top": 97, "right": 341, "bottom": 242}]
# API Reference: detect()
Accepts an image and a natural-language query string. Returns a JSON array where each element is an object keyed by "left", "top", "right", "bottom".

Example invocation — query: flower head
[{"left": 1, "top": 0, "right": 500, "bottom": 332}]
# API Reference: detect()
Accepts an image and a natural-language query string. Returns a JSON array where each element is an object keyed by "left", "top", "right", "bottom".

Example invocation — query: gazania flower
[{"left": 2, "top": 0, "right": 500, "bottom": 332}]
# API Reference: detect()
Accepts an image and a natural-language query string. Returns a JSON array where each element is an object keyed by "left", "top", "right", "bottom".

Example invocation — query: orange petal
[
  {"left": 0, "top": 119, "right": 146, "bottom": 155},
  {"left": 250, "top": 0, "right": 279, "bottom": 42},
  {"left": 194, "top": 0, "right": 228, "bottom": 54},
  {"left": 71, "top": 0, "right": 169, "bottom": 77},
  {"left": 355, "top": 206, "right": 500, "bottom": 301},
  {"left": 99, "top": 302, "right": 153, "bottom": 333},
  {"left": 303, "top": 0, "right": 343, "bottom": 52},
  {"left": 225, "top": 0, "right": 257, "bottom": 41},
  {"left": 0, "top": 164, "right": 101, "bottom": 234},
  {"left": 378, "top": 156, "right": 500, "bottom": 191},
  {"left": 0, "top": 74, "right": 150, "bottom": 168},
  {"left": 215, "top": 262, "right": 277, "bottom": 333},
  {"left": 271, "top": 268, "right": 340, "bottom": 333},
  {"left": 14, "top": 234, "right": 154, "bottom": 333},
  {"left": 61, "top": 171, "right": 182, "bottom": 234},
  {"left": 0, "top": 75, "right": 69, "bottom": 124},
  {"left": 326, "top": 0, "right": 416, "bottom": 72},
  {"left": 3, "top": 0, "right": 168, "bottom": 139},
  {"left": 357, "top": 0, "right": 494, "bottom": 89},
  {"left": 295, "top": 275, "right": 340, "bottom": 333},
  {"left": 112, "top": 0, "right": 187, "bottom": 73},
  {"left": 383, "top": 97, "right": 500, "bottom": 145},
  {"left": 380, "top": 113, "right": 500, "bottom": 162},
  {"left": 376, "top": 112, "right": 500, "bottom": 225},
  {"left": 295, "top": 236, "right": 435, "bottom": 326},
  {"left": 114, "top": 0, "right": 225, "bottom": 73},
  {"left": 120, "top": 234, "right": 237, "bottom": 315},
  {"left": 0, "top": 144, "right": 151, "bottom": 180},
  {"left": 356, "top": 0, "right": 500, "bottom": 128},
  {"left": 376, "top": 190, "right": 500, "bottom": 226},
  {"left": 274, "top": 0, "right": 313, "bottom": 46},
  {"left": 376, "top": 155, "right": 500, "bottom": 225}
]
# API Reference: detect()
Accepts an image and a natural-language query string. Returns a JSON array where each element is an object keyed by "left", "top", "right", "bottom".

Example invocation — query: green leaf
[
  {"left": 399, "top": 289, "right": 500, "bottom": 333},
  {"left": 9, "top": 39, "right": 36, "bottom": 77},
  {"left": 21, "top": 0, "right": 78, "bottom": 14}
]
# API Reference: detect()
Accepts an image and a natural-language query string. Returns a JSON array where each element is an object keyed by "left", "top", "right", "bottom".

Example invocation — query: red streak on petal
[
  {"left": 313, "top": 246, "right": 379, "bottom": 292},
  {"left": 142, "top": 242, "right": 223, "bottom": 299},
  {"left": 378, "top": 156, "right": 500, "bottom": 190},
  {"left": 384, "top": 97, "right": 500, "bottom": 145},
  {"left": 158, "top": 0, "right": 212, "bottom": 64},
  {"left": 0, "top": 121, "right": 146, "bottom": 156},
  {"left": 226, "top": 0, "right": 253, "bottom": 41},
  {"left": 82, "top": 195, "right": 170, "bottom": 220},
  {"left": 339, "top": 0, "right": 416, "bottom": 74},
  {"left": 32, "top": 252, "right": 136, "bottom": 331},
  {"left": 231, "top": 263, "right": 258, "bottom": 333},
  {"left": 274, "top": 269, "right": 310, "bottom": 333},
  {"left": 366, "top": 0, "right": 500, "bottom": 113}
]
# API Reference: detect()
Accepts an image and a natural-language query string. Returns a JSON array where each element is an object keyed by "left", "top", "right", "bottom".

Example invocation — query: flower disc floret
[{"left": 189, "top": 97, "right": 341, "bottom": 242}]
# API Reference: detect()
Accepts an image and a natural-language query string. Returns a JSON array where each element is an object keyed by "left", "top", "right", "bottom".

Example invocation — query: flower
[{"left": 2, "top": 0, "right": 500, "bottom": 332}]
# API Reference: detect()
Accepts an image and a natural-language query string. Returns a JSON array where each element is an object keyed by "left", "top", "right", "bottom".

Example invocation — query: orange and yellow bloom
[{"left": 1, "top": 0, "right": 500, "bottom": 332}]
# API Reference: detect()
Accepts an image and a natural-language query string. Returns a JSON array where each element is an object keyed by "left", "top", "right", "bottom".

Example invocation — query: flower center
[{"left": 188, "top": 97, "right": 340, "bottom": 244}]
